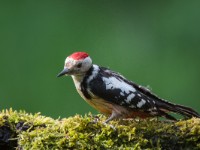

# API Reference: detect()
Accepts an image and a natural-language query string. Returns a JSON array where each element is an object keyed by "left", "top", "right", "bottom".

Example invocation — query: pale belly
[
  {"left": 76, "top": 88, "right": 113, "bottom": 115},
  {"left": 85, "top": 98, "right": 113, "bottom": 115}
]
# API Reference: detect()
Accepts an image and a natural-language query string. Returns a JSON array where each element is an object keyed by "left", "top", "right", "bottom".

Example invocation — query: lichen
[{"left": 0, "top": 108, "right": 200, "bottom": 149}]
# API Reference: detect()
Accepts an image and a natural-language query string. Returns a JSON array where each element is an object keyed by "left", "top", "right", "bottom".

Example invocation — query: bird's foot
[{"left": 103, "top": 122, "right": 116, "bottom": 130}]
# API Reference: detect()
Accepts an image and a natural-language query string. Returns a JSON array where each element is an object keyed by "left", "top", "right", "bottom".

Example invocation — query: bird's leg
[
  {"left": 103, "top": 112, "right": 122, "bottom": 130},
  {"left": 104, "top": 111, "right": 120, "bottom": 124},
  {"left": 104, "top": 115, "right": 115, "bottom": 124}
]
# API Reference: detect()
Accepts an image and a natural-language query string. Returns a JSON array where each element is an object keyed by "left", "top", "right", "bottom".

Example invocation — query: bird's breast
[
  {"left": 72, "top": 74, "right": 113, "bottom": 115},
  {"left": 76, "top": 87, "right": 113, "bottom": 115},
  {"left": 86, "top": 98, "right": 113, "bottom": 115}
]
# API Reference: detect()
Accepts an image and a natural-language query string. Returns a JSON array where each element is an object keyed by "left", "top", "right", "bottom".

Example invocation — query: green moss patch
[{"left": 0, "top": 109, "right": 200, "bottom": 149}]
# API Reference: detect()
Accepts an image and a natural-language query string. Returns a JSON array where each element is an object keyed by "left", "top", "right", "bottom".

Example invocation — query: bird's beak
[{"left": 57, "top": 68, "right": 69, "bottom": 77}]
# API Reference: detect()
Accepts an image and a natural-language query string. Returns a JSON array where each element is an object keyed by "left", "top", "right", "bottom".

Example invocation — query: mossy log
[{"left": 0, "top": 109, "right": 200, "bottom": 150}]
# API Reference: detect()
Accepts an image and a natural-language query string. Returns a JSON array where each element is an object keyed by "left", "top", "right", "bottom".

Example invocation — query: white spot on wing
[
  {"left": 102, "top": 77, "right": 136, "bottom": 94},
  {"left": 120, "top": 92, "right": 125, "bottom": 96},
  {"left": 137, "top": 99, "right": 146, "bottom": 108},
  {"left": 150, "top": 111, "right": 157, "bottom": 115},
  {"left": 125, "top": 93, "right": 135, "bottom": 103},
  {"left": 130, "top": 105, "right": 136, "bottom": 108},
  {"left": 120, "top": 101, "right": 125, "bottom": 105}
]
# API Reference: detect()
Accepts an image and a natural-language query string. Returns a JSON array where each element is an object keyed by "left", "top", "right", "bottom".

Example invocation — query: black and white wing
[
  {"left": 81, "top": 65, "right": 200, "bottom": 120},
  {"left": 84, "top": 65, "right": 158, "bottom": 112}
]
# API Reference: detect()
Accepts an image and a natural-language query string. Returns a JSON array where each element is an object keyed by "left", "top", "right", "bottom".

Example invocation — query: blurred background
[{"left": 0, "top": 1, "right": 200, "bottom": 118}]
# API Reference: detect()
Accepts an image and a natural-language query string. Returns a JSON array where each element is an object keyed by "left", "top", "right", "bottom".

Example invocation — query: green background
[{"left": 0, "top": 1, "right": 200, "bottom": 118}]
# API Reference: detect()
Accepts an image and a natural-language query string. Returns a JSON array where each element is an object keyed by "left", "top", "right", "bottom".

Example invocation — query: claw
[{"left": 103, "top": 122, "right": 116, "bottom": 130}]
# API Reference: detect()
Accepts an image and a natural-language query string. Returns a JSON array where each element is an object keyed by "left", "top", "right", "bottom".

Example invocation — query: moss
[{"left": 0, "top": 108, "right": 200, "bottom": 149}]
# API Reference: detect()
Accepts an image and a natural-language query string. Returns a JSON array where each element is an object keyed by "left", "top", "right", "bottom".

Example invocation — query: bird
[{"left": 57, "top": 52, "right": 200, "bottom": 123}]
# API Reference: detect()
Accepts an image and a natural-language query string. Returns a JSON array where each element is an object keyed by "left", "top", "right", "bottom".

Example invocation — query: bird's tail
[{"left": 156, "top": 100, "right": 200, "bottom": 120}]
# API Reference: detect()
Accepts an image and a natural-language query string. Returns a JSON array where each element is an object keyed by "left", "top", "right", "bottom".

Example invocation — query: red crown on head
[{"left": 69, "top": 52, "right": 89, "bottom": 60}]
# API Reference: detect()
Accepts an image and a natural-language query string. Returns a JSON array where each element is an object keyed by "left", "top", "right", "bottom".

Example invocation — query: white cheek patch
[
  {"left": 64, "top": 56, "right": 92, "bottom": 74},
  {"left": 81, "top": 57, "right": 92, "bottom": 72}
]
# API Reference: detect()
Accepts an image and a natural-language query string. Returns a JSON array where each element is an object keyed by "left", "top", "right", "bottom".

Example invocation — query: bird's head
[{"left": 57, "top": 52, "right": 92, "bottom": 77}]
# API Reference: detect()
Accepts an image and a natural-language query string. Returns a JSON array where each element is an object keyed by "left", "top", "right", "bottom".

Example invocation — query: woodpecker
[{"left": 57, "top": 52, "right": 200, "bottom": 123}]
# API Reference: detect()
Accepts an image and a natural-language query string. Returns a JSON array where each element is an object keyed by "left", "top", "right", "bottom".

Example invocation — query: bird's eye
[{"left": 77, "top": 63, "right": 82, "bottom": 68}]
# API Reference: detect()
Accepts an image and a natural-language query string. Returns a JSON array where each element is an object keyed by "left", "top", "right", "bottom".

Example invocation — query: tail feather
[
  {"left": 156, "top": 100, "right": 200, "bottom": 119},
  {"left": 158, "top": 110, "right": 177, "bottom": 121},
  {"left": 173, "top": 104, "right": 200, "bottom": 118}
]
